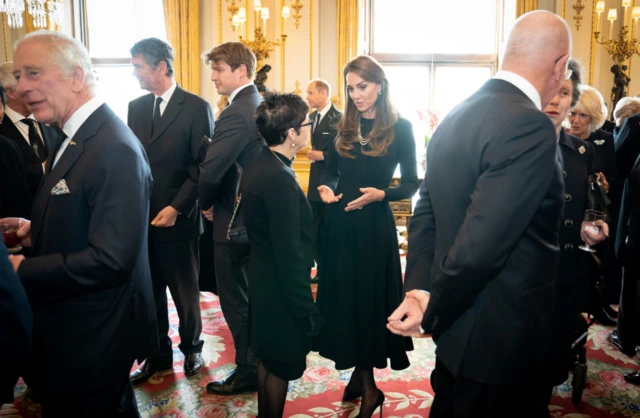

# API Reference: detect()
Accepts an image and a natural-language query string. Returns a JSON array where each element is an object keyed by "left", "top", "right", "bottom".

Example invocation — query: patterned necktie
[
  {"left": 151, "top": 97, "right": 163, "bottom": 135},
  {"left": 45, "top": 132, "right": 67, "bottom": 175},
  {"left": 21, "top": 118, "right": 47, "bottom": 161}
]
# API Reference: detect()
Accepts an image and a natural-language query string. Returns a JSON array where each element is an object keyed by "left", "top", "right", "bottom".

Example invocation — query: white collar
[
  {"left": 62, "top": 96, "right": 105, "bottom": 140},
  {"left": 317, "top": 102, "right": 332, "bottom": 119},
  {"left": 228, "top": 83, "right": 253, "bottom": 104},
  {"left": 5, "top": 106, "right": 32, "bottom": 125},
  {"left": 494, "top": 70, "right": 542, "bottom": 110},
  {"left": 155, "top": 82, "right": 177, "bottom": 104}
]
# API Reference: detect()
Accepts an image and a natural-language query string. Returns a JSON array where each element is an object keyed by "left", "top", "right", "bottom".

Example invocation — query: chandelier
[{"left": 0, "top": 0, "right": 63, "bottom": 29}]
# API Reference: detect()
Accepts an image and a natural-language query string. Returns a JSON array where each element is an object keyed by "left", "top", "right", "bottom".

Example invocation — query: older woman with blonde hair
[{"left": 568, "top": 85, "right": 616, "bottom": 185}]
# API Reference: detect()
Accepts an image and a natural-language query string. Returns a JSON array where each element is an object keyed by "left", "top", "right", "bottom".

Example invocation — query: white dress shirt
[
  {"left": 228, "top": 83, "right": 254, "bottom": 105},
  {"left": 5, "top": 106, "right": 42, "bottom": 144},
  {"left": 155, "top": 82, "right": 178, "bottom": 117}
]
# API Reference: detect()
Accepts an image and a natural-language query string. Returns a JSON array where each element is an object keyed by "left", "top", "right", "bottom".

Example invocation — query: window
[
  {"left": 367, "top": 0, "right": 501, "bottom": 167},
  {"left": 80, "top": 0, "right": 166, "bottom": 121}
]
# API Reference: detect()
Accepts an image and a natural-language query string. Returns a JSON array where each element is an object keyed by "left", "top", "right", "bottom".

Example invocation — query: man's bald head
[{"left": 501, "top": 11, "right": 572, "bottom": 108}]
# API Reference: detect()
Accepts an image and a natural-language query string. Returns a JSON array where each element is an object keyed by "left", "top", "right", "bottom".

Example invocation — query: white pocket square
[{"left": 51, "top": 179, "right": 70, "bottom": 195}]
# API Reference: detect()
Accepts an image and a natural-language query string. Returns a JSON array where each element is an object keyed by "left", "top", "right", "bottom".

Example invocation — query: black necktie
[
  {"left": 45, "top": 132, "right": 67, "bottom": 175},
  {"left": 21, "top": 118, "right": 47, "bottom": 161},
  {"left": 313, "top": 112, "right": 321, "bottom": 133},
  {"left": 151, "top": 97, "right": 163, "bottom": 135}
]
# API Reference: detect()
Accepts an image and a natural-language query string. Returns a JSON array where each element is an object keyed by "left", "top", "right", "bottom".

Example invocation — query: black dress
[
  {"left": 242, "top": 146, "right": 318, "bottom": 380},
  {"left": 314, "top": 116, "right": 418, "bottom": 370}
]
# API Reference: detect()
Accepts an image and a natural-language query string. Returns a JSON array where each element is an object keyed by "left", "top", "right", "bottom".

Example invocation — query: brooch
[
  {"left": 579, "top": 145, "right": 586, "bottom": 154},
  {"left": 594, "top": 140, "right": 605, "bottom": 145}
]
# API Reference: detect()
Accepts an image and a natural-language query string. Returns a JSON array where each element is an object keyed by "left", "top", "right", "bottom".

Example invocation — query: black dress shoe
[
  {"left": 594, "top": 306, "right": 617, "bottom": 326},
  {"left": 310, "top": 275, "right": 319, "bottom": 284},
  {"left": 206, "top": 368, "right": 258, "bottom": 395},
  {"left": 130, "top": 360, "right": 173, "bottom": 385},
  {"left": 624, "top": 371, "right": 640, "bottom": 385},
  {"left": 184, "top": 353, "right": 204, "bottom": 377},
  {"left": 609, "top": 330, "right": 637, "bottom": 357},
  {"left": 603, "top": 304, "right": 618, "bottom": 319}
]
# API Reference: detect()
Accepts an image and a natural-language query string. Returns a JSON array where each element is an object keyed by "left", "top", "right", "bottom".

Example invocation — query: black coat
[
  {"left": 0, "top": 114, "right": 59, "bottom": 198},
  {"left": 242, "top": 146, "right": 317, "bottom": 362},
  {"left": 17, "top": 104, "right": 158, "bottom": 394},
  {"left": 307, "top": 104, "right": 342, "bottom": 201},
  {"left": 0, "top": 135, "right": 32, "bottom": 218},
  {"left": 128, "top": 86, "right": 213, "bottom": 242},
  {"left": 0, "top": 241, "right": 32, "bottom": 404},
  {"left": 404, "top": 79, "right": 564, "bottom": 385},
  {"left": 557, "top": 130, "right": 596, "bottom": 287},
  {"left": 198, "top": 84, "right": 265, "bottom": 242}
]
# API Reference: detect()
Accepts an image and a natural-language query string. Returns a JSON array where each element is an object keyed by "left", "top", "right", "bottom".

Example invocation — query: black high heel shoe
[
  {"left": 355, "top": 389, "right": 385, "bottom": 418},
  {"left": 342, "top": 388, "right": 363, "bottom": 401}
]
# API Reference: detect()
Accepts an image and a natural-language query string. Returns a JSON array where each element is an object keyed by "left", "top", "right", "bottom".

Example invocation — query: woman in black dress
[
  {"left": 315, "top": 55, "right": 418, "bottom": 418},
  {"left": 241, "top": 92, "right": 322, "bottom": 418}
]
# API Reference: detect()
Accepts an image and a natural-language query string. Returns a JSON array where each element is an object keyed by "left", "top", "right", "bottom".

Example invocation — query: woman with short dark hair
[{"left": 241, "top": 92, "right": 322, "bottom": 418}]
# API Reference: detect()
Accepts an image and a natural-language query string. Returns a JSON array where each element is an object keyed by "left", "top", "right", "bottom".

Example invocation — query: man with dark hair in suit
[
  {"left": 0, "top": 62, "right": 57, "bottom": 200},
  {"left": 127, "top": 37, "right": 212, "bottom": 385},
  {"left": 0, "top": 82, "right": 32, "bottom": 219},
  {"left": 4, "top": 30, "right": 156, "bottom": 418},
  {"left": 388, "top": 11, "right": 595, "bottom": 417},
  {"left": 0, "top": 241, "right": 32, "bottom": 405},
  {"left": 305, "top": 79, "right": 341, "bottom": 283},
  {"left": 198, "top": 41, "right": 264, "bottom": 395}
]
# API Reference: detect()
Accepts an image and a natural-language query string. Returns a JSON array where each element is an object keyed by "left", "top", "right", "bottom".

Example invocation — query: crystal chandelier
[{"left": 0, "top": 0, "right": 63, "bottom": 29}]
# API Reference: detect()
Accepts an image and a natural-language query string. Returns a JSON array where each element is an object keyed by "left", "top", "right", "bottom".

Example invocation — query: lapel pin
[
  {"left": 578, "top": 145, "right": 586, "bottom": 154},
  {"left": 69, "top": 140, "right": 77, "bottom": 146}
]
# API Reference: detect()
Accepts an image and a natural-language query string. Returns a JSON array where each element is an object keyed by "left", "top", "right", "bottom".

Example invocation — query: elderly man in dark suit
[
  {"left": 127, "top": 37, "right": 212, "bottom": 385},
  {"left": 198, "top": 41, "right": 264, "bottom": 395},
  {"left": 388, "top": 11, "right": 590, "bottom": 418},
  {"left": 0, "top": 241, "right": 32, "bottom": 405},
  {"left": 305, "top": 79, "right": 341, "bottom": 283},
  {"left": 0, "top": 62, "right": 58, "bottom": 200},
  {"left": 4, "top": 30, "right": 156, "bottom": 418}
]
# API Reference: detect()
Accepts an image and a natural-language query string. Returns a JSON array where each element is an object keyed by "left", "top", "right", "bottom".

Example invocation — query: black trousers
[
  {"left": 214, "top": 241, "right": 256, "bottom": 370},
  {"left": 198, "top": 219, "right": 217, "bottom": 294},
  {"left": 149, "top": 236, "right": 203, "bottom": 362},
  {"left": 617, "top": 264, "right": 640, "bottom": 347},
  {"left": 42, "top": 361, "right": 139, "bottom": 418},
  {"left": 429, "top": 358, "right": 550, "bottom": 418},
  {"left": 309, "top": 199, "right": 326, "bottom": 277}
]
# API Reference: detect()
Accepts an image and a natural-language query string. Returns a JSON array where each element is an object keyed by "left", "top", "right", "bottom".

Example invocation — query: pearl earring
[
  {"left": 378, "top": 90, "right": 381, "bottom": 95},
  {"left": 291, "top": 142, "right": 296, "bottom": 148}
]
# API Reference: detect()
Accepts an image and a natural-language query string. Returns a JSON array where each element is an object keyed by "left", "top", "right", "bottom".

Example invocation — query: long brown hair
[{"left": 335, "top": 55, "right": 398, "bottom": 158}]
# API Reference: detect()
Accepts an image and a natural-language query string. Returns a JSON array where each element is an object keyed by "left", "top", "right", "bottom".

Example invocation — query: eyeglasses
[
  {"left": 565, "top": 69, "right": 573, "bottom": 80},
  {"left": 299, "top": 121, "right": 313, "bottom": 128}
]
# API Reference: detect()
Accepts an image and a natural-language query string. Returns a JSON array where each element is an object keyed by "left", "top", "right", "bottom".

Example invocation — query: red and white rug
[{"left": 4, "top": 290, "right": 640, "bottom": 417}]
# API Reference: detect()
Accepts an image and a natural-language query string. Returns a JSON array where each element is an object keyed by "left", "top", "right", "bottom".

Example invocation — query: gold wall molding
[
  {"left": 516, "top": 0, "right": 538, "bottom": 17},
  {"left": 310, "top": 0, "right": 313, "bottom": 80},
  {"left": 572, "top": 0, "right": 585, "bottom": 30},
  {"left": 291, "top": 0, "right": 304, "bottom": 28},
  {"left": 218, "top": 0, "right": 223, "bottom": 43},
  {"left": 294, "top": 79, "right": 301, "bottom": 95},
  {"left": 589, "top": 0, "right": 596, "bottom": 86}
]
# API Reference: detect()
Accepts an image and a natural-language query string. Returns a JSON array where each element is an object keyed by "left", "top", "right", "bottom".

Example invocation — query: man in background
[
  {"left": 128, "top": 37, "right": 212, "bottom": 385},
  {"left": 305, "top": 79, "right": 341, "bottom": 283},
  {"left": 198, "top": 42, "right": 263, "bottom": 395}
]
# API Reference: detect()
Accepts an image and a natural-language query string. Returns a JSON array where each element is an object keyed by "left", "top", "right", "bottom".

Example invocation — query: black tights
[
  {"left": 347, "top": 366, "right": 381, "bottom": 418},
  {"left": 257, "top": 360, "right": 289, "bottom": 418}
]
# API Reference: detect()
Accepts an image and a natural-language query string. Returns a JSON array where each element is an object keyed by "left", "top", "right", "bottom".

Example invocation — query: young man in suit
[
  {"left": 127, "top": 37, "right": 212, "bottom": 385},
  {"left": 6, "top": 30, "right": 157, "bottom": 418},
  {"left": 198, "top": 42, "right": 263, "bottom": 395},
  {"left": 0, "top": 62, "right": 58, "bottom": 200},
  {"left": 305, "top": 79, "right": 341, "bottom": 283},
  {"left": 388, "top": 11, "right": 606, "bottom": 417}
]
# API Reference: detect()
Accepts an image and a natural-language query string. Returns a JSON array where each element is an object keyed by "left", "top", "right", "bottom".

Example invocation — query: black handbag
[
  {"left": 586, "top": 172, "right": 611, "bottom": 216},
  {"left": 225, "top": 162, "right": 250, "bottom": 265}
]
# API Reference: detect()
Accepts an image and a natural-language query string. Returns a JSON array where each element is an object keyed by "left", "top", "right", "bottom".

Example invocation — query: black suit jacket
[
  {"left": 0, "top": 114, "right": 59, "bottom": 197},
  {"left": 198, "top": 84, "right": 264, "bottom": 242},
  {"left": 0, "top": 241, "right": 32, "bottom": 404},
  {"left": 307, "top": 105, "right": 342, "bottom": 201},
  {"left": 242, "top": 146, "right": 317, "bottom": 361},
  {"left": 128, "top": 86, "right": 213, "bottom": 242},
  {"left": 0, "top": 135, "right": 32, "bottom": 218},
  {"left": 404, "top": 79, "right": 564, "bottom": 385},
  {"left": 617, "top": 153, "right": 640, "bottom": 265},
  {"left": 17, "top": 104, "right": 158, "bottom": 394}
]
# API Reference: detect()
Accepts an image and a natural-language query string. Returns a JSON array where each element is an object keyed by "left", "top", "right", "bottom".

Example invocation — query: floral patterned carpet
[{"left": 4, "top": 289, "right": 640, "bottom": 418}]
